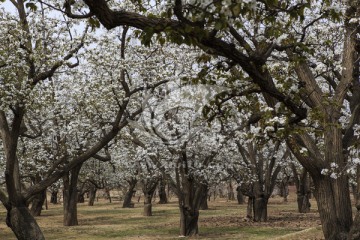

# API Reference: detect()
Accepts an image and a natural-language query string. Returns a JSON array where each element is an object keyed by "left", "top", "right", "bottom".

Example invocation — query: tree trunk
[
  {"left": 349, "top": 166, "right": 360, "bottom": 240},
  {"left": 88, "top": 185, "right": 97, "bottom": 206},
  {"left": 142, "top": 178, "right": 159, "bottom": 216},
  {"left": 143, "top": 198, "right": 152, "bottom": 216},
  {"left": 253, "top": 195, "right": 268, "bottom": 222},
  {"left": 50, "top": 190, "right": 58, "bottom": 204},
  {"left": 6, "top": 205, "right": 45, "bottom": 240},
  {"left": 123, "top": 179, "right": 137, "bottom": 208},
  {"left": 63, "top": 164, "right": 82, "bottom": 226},
  {"left": 158, "top": 179, "right": 168, "bottom": 204},
  {"left": 246, "top": 197, "right": 253, "bottom": 219},
  {"left": 77, "top": 192, "right": 85, "bottom": 203},
  {"left": 227, "top": 180, "right": 235, "bottom": 200},
  {"left": 179, "top": 206, "right": 199, "bottom": 237},
  {"left": 30, "top": 189, "right": 46, "bottom": 216},
  {"left": 279, "top": 180, "right": 289, "bottom": 202},
  {"left": 313, "top": 176, "right": 351, "bottom": 240},
  {"left": 200, "top": 187, "right": 209, "bottom": 210},
  {"left": 297, "top": 170, "right": 311, "bottom": 213},
  {"left": 236, "top": 186, "right": 244, "bottom": 204},
  {"left": 105, "top": 188, "right": 112, "bottom": 203},
  {"left": 297, "top": 193, "right": 311, "bottom": 213},
  {"left": 143, "top": 191, "right": 154, "bottom": 216}
]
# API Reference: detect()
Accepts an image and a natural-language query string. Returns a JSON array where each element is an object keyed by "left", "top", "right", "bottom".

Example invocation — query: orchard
[{"left": 0, "top": 1, "right": 359, "bottom": 240}]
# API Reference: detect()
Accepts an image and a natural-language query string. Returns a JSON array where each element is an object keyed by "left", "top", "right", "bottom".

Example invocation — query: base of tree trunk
[
  {"left": 297, "top": 194, "right": 311, "bottom": 213},
  {"left": 253, "top": 197, "right": 268, "bottom": 222},
  {"left": 30, "top": 190, "right": 46, "bottom": 216},
  {"left": 143, "top": 203, "right": 152, "bottom": 216},
  {"left": 179, "top": 207, "right": 199, "bottom": 237},
  {"left": 7, "top": 206, "right": 45, "bottom": 240}
]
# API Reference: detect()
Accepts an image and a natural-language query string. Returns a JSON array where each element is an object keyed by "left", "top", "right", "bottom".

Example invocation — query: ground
[{"left": 0, "top": 190, "right": 324, "bottom": 239}]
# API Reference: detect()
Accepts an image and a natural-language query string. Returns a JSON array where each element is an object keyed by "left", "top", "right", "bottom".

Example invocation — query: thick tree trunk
[
  {"left": 6, "top": 205, "right": 45, "bottom": 240},
  {"left": 123, "top": 179, "right": 137, "bottom": 208},
  {"left": 297, "top": 170, "right": 311, "bottom": 213},
  {"left": 227, "top": 180, "right": 235, "bottom": 200},
  {"left": 347, "top": 166, "right": 360, "bottom": 240},
  {"left": 253, "top": 195, "right": 268, "bottom": 222},
  {"left": 297, "top": 193, "right": 311, "bottom": 213},
  {"left": 63, "top": 164, "right": 82, "bottom": 226},
  {"left": 50, "top": 190, "right": 58, "bottom": 204},
  {"left": 88, "top": 185, "right": 97, "bottom": 206},
  {"left": 30, "top": 189, "right": 46, "bottom": 216},
  {"left": 179, "top": 207, "right": 199, "bottom": 237},
  {"left": 313, "top": 176, "right": 351, "bottom": 240},
  {"left": 200, "top": 187, "right": 209, "bottom": 210},
  {"left": 158, "top": 178, "right": 168, "bottom": 204},
  {"left": 246, "top": 197, "right": 253, "bottom": 219},
  {"left": 77, "top": 192, "right": 85, "bottom": 203},
  {"left": 143, "top": 199, "right": 152, "bottom": 216},
  {"left": 143, "top": 192, "right": 154, "bottom": 216},
  {"left": 142, "top": 178, "right": 159, "bottom": 216}
]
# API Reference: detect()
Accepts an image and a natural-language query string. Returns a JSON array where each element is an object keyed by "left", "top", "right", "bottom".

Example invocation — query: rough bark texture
[
  {"left": 292, "top": 165, "right": 311, "bottom": 213},
  {"left": 158, "top": 178, "right": 168, "bottom": 204},
  {"left": 179, "top": 207, "right": 199, "bottom": 237},
  {"left": 63, "top": 164, "right": 82, "bottom": 226},
  {"left": 236, "top": 186, "right": 244, "bottom": 204},
  {"left": 88, "top": 185, "right": 97, "bottom": 206},
  {"left": 253, "top": 195, "right": 268, "bottom": 222},
  {"left": 50, "top": 190, "right": 58, "bottom": 204},
  {"left": 30, "top": 189, "right": 46, "bottom": 216},
  {"left": 349, "top": 166, "right": 360, "bottom": 239},
  {"left": 227, "top": 180, "right": 235, "bottom": 201},
  {"left": 7, "top": 206, "right": 45, "bottom": 240},
  {"left": 122, "top": 178, "right": 137, "bottom": 208},
  {"left": 246, "top": 197, "right": 253, "bottom": 219}
]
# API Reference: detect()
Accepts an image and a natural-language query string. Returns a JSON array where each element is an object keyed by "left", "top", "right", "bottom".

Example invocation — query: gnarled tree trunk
[
  {"left": 63, "top": 164, "right": 82, "bottom": 226},
  {"left": 50, "top": 190, "right": 58, "bottom": 204},
  {"left": 253, "top": 195, "right": 268, "bottom": 222},
  {"left": 122, "top": 178, "right": 137, "bottom": 208},
  {"left": 88, "top": 185, "right": 97, "bottom": 206},
  {"left": 30, "top": 189, "right": 46, "bottom": 216},
  {"left": 6, "top": 205, "right": 45, "bottom": 240},
  {"left": 142, "top": 178, "right": 158, "bottom": 216},
  {"left": 158, "top": 177, "right": 168, "bottom": 204},
  {"left": 179, "top": 206, "right": 199, "bottom": 236}
]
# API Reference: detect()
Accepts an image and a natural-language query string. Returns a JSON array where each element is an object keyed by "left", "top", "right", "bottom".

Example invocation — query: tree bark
[
  {"left": 179, "top": 206, "right": 199, "bottom": 237},
  {"left": 63, "top": 164, "right": 82, "bottom": 226},
  {"left": 246, "top": 197, "right": 253, "bottom": 219},
  {"left": 227, "top": 180, "right": 235, "bottom": 200},
  {"left": 200, "top": 186, "right": 209, "bottom": 210},
  {"left": 253, "top": 195, "right": 268, "bottom": 222},
  {"left": 349, "top": 166, "right": 360, "bottom": 240},
  {"left": 122, "top": 178, "right": 137, "bottom": 208},
  {"left": 236, "top": 186, "right": 244, "bottom": 204},
  {"left": 312, "top": 176, "right": 351, "bottom": 240},
  {"left": 88, "top": 185, "right": 97, "bottom": 206},
  {"left": 6, "top": 205, "right": 45, "bottom": 240},
  {"left": 30, "top": 189, "right": 46, "bottom": 216},
  {"left": 50, "top": 190, "right": 58, "bottom": 204},
  {"left": 158, "top": 178, "right": 168, "bottom": 204}
]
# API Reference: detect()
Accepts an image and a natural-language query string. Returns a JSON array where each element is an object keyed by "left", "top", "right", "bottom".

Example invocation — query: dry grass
[{"left": 0, "top": 191, "right": 324, "bottom": 239}]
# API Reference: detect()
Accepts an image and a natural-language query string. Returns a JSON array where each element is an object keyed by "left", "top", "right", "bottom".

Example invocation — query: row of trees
[{"left": 0, "top": 0, "right": 360, "bottom": 239}]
